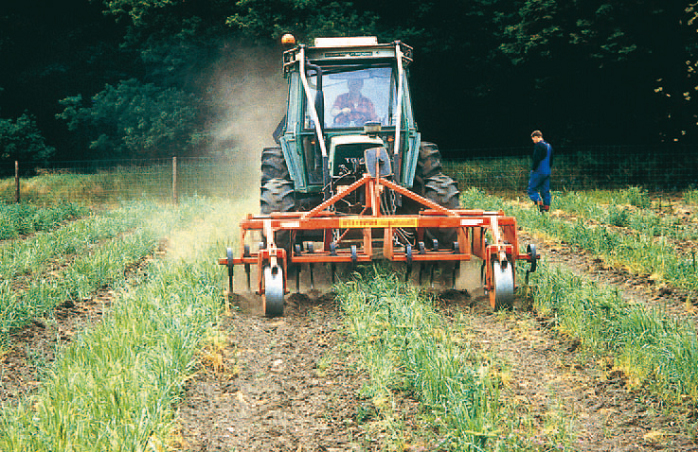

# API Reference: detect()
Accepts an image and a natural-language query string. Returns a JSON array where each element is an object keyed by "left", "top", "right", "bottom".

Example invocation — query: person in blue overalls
[{"left": 527, "top": 130, "right": 553, "bottom": 213}]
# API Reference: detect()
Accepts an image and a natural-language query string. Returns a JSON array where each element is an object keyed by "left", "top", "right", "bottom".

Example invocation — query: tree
[
  {"left": 493, "top": 0, "right": 694, "bottom": 144},
  {"left": 57, "top": 79, "right": 208, "bottom": 159},
  {"left": 226, "top": 0, "right": 378, "bottom": 41},
  {"left": 0, "top": 113, "right": 55, "bottom": 171}
]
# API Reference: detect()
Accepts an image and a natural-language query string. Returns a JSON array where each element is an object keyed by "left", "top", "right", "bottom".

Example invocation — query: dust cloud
[{"left": 209, "top": 42, "right": 288, "bottom": 199}]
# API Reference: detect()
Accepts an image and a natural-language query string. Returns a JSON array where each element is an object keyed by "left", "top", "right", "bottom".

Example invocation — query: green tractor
[
  {"left": 262, "top": 36, "right": 459, "bottom": 222},
  {"left": 219, "top": 36, "right": 538, "bottom": 316}
]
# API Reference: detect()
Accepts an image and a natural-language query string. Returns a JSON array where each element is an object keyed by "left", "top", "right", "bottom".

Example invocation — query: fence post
[
  {"left": 14, "top": 161, "right": 20, "bottom": 204},
  {"left": 172, "top": 156, "right": 178, "bottom": 205}
]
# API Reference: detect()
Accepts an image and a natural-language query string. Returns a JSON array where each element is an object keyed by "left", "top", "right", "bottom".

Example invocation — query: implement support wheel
[
  {"left": 262, "top": 264, "right": 284, "bottom": 317},
  {"left": 490, "top": 260, "right": 514, "bottom": 310}
]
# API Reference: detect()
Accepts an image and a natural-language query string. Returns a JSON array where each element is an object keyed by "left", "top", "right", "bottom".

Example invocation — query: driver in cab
[{"left": 331, "top": 78, "right": 378, "bottom": 126}]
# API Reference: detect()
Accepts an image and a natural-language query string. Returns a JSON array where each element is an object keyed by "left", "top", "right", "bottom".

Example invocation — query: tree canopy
[{"left": 0, "top": 0, "right": 695, "bottom": 165}]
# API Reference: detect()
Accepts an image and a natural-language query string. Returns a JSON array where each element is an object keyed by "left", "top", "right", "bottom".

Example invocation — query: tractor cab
[{"left": 278, "top": 37, "right": 420, "bottom": 201}]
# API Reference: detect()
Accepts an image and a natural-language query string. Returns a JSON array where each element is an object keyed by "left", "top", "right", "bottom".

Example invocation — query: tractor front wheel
[{"left": 414, "top": 141, "right": 444, "bottom": 195}]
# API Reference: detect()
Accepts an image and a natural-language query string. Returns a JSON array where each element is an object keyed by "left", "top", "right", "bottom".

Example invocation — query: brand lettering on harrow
[{"left": 339, "top": 218, "right": 419, "bottom": 228}]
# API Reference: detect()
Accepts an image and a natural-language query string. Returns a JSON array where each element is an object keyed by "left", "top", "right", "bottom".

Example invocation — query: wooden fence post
[
  {"left": 14, "top": 161, "right": 20, "bottom": 204},
  {"left": 172, "top": 156, "right": 178, "bottom": 205}
]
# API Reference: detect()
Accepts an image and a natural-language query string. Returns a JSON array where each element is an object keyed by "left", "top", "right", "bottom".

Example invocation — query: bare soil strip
[{"left": 177, "top": 293, "right": 367, "bottom": 452}]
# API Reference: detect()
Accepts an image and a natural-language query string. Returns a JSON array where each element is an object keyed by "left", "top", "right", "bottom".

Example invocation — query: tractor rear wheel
[
  {"left": 414, "top": 141, "right": 444, "bottom": 195},
  {"left": 261, "top": 147, "right": 290, "bottom": 186},
  {"left": 423, "top": 173, "right": 460, "bottom": 246},
  {"left": 260, "top": 178, "right": 295, "bottom": 250}
]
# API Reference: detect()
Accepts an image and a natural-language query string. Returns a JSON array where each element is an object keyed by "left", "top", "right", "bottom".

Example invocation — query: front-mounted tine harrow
[{"left": 219, "top": 168, "right": 541, "bottom": 316}]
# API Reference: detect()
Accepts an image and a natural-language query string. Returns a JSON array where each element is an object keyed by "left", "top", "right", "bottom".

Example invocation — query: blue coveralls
[{"left": 527, "top": 140, "right": 553, "bottom": 207}]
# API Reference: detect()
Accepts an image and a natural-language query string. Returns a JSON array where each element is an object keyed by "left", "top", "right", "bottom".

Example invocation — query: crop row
[
  {"left": 336, "top": 267, "right": 573, "bottom": 451},
  {"left": 529, "top": 265, "right": 698, "bottom": 406},
  {"left": 552, "top": 188, "right": 698, "bottom": 241},
  {"left": 0, "top": 202, "right": 90, "bottom": 240},
  {"left": 1, "top": 202, "right": 167, "bottom": 281},
  {"left": 461, "top": 189, "right": 698, "bottom": 295},
  {"left": 0, "top": 200, "right": 211, "bottom": 349},
  {"left": 0, "top": 198, "right": 238, "bottom": 451}
]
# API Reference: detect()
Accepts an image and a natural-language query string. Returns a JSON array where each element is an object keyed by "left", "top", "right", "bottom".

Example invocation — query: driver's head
[{"left": 348, "top": 78, "right": 364, "bottom": 91}]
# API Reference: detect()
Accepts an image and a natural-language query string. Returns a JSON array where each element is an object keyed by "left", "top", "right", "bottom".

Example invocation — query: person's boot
[
  {"left": 536, "top": 200, "right": 544, "bottom": 212},
  {"left": 541, "top": 205, "right": 549, "bottom": 213}
]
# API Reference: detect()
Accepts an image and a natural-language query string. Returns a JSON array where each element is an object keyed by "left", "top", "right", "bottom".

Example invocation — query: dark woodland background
[{"left": 1, "top": 0, "right": 696, "bottom": 167}]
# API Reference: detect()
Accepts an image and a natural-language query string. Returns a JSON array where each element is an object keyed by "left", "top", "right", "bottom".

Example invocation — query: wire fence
[
  {"left": 0, "top": 144, "right": 697, "bottom": 204},
  {"left": 0, "top": 158, "right": 237, "bottom": 204},
  {"left": 445, "top": 144, "right": 698, "bottom": 193}
]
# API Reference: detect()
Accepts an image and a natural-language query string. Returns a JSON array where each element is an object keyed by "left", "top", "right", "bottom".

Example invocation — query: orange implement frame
[{"left": 219, "top": 173, "right": 538, "bottom": 310}]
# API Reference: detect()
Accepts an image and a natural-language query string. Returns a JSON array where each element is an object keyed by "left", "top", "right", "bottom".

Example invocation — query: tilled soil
[{"left": 176, "top": 293, "right": 368, "bottom": 452}]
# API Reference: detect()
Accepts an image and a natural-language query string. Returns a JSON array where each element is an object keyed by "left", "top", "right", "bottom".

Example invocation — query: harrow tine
[
  {"left": 429, "top": 263, "right": 435, "bottom": 288},
  {"left": 452, "top": 241, "right": 460, "bottom": 290},
  {"left": 226, "top": 247, "right": 234, "bottom": 294},
  {"left": 243, "top": 245, "right": 251, "bottom": 292},
  {"left": 418, "top": 263, "right": 425, "bottom": 285},
  {"left": 295, "top": 266, "right": 301, "bottom": 292},
  {"left": 309, "top": 263, "right": 315, "bottom": 290},
  {"left": 331, "top": 263, "right": 337, "bottom": 284}
]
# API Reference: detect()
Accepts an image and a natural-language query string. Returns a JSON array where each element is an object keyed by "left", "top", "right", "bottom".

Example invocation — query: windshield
[{"left": 305, "top": 67, "right": 397, "bottom": 129}]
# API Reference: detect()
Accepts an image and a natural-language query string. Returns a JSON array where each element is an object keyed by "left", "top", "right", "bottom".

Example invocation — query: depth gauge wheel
[
  {"left": 262, "top": 264, "right": 284, "bottom": 317},
  {"left": 489, "top": 260, "right": 514, "bottom": 310}
]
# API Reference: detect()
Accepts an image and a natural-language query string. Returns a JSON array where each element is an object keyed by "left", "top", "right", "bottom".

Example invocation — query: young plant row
[
  {"left": 336, "top": 267, "right": 573, "bottom": 451},
  {"left": 0, "top": 198, "right": 239, "bottom": 451},
  {"left": 0, "top": 200, "right": 207, "bottom": 349},
  {"left": 0, "top": 202, "right": 90, "bottom": 240},
  {"left": 0, "top": 201, "right": 168, "bottom": 281},
  {"left": 529, "top": 263, "right": 698, "bottom": 407},
  {"left": 552, "top": 188, "right": 698, "bottom": 241},
  {"left": 461, "top": 188, "right": 698, "bottom": 296}
]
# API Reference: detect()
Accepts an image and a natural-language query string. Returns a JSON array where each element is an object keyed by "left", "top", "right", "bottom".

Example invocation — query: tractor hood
[{"left": 328, "top": 134, "right": 385, "bottom": 176}]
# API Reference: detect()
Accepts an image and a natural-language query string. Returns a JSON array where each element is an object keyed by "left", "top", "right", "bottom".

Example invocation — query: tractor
[{"left": 220, "top": 36, "right": 538, "bottom": 316}]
